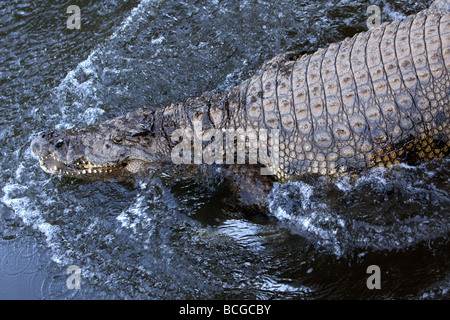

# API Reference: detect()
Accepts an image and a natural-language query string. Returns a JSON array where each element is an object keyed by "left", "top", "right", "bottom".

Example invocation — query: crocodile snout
[{"left": 31, "top": 132, "right": 51, "bottom": 158}]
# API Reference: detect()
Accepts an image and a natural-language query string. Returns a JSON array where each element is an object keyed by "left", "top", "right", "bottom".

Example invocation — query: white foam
[
  {"left": 151, "top": 35, "right": 165, "bottom": 45},
  {"left": 1, "top": 183, "right": 69, "bottom": 264},
  {"left": 116, "top": 179, "right": 159, "bottom": 233},
  {"left": 267, "top": 167, "right": 450, "bottom": 256},
  {"left": 80, "top": 107, "right": 105, "bottom": 125},
  {"left": 2, "top": 184, "right": 37, "bottom": 219},
  {"left": 116, "top": 193, "right": 147, "bottom": 231}
]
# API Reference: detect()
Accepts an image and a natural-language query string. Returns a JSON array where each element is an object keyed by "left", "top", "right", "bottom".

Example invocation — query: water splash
[
  {"left": 51, "top": 0, "right": 163, "bottom": 128},
  {"left": 268, "top": 159, "right": 450, "bottom": 256}
]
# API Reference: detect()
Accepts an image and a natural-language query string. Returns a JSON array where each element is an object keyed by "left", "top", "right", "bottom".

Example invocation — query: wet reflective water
[{"left": 1, "top": 0, "right": 448, "bottom": 299}]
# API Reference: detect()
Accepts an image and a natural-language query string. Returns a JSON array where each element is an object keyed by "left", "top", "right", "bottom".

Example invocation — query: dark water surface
[{"left": 1, "top": 0, "right": 449, "bottom": 299}]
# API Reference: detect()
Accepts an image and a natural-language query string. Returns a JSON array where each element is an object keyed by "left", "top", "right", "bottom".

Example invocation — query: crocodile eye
[{"left": 112, "top": 137, "right": 123, "bottom": 144}]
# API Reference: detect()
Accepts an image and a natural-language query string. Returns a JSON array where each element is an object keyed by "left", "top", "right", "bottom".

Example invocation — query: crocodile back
[{"left": 226, "top": 2, "right": 449, "bottom": 179}]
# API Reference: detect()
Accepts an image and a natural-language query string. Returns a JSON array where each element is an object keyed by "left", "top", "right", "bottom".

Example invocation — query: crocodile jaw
[{"left": 37, "top": 153, "right": 148, "bottom": 177}]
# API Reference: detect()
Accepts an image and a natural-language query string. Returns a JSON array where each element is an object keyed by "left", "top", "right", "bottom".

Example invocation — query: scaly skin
[{"left": 32, "top": 1, "right": 449, "bottom": 202}]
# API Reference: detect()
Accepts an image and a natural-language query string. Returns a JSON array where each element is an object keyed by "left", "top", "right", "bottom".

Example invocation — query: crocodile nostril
[
  {"left": 40, "top": 130, "right": 54, "bottom": 139},
  {"left": 55, "top": 139, "right": 64, "bottom": 148}
]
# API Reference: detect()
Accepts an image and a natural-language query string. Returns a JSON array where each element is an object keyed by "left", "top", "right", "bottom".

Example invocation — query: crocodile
[{"left": 31, "top": 0, "right": 449, "bottom": 210}]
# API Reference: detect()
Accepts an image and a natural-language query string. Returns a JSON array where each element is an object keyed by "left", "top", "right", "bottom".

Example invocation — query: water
[{"left": 1, "top": 0, "right": 449, "bottom": 299}]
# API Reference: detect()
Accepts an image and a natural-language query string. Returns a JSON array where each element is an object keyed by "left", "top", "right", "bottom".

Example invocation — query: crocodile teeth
[{"left": 38, "top": 153, "right": 124, "bottom": 176}]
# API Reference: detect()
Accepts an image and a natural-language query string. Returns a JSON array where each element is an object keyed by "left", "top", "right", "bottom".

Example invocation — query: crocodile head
[{"left": 31, "top": 108, "right": 169, "bottom": 177}]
